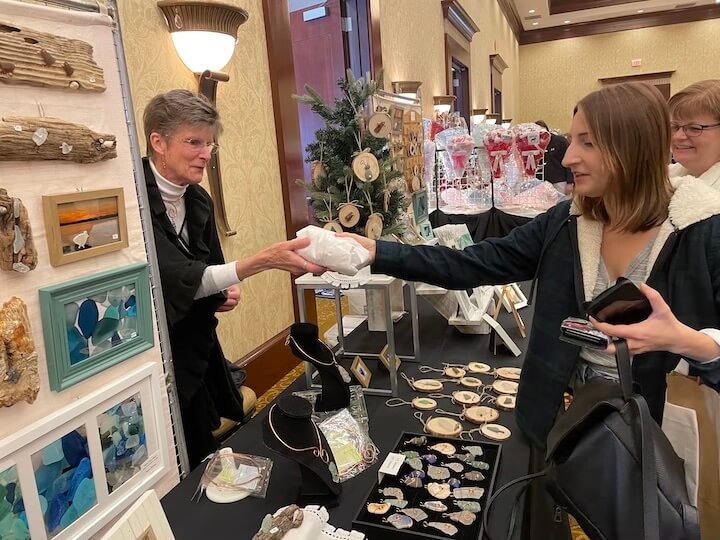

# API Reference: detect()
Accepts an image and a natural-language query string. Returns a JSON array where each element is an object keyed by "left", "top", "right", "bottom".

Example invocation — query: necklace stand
[
  {"left": 288, "top": 323, "right": 350, "bottom": 412},
  {"left": 262, "top": 396, "right": 342, "bottom": 506}
]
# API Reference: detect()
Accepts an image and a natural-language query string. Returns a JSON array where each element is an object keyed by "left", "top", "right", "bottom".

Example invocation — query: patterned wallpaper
[
  {"left": 518, "top": 19, "right": 720, "bottom": 132},
  {"left": 379, "top": 0, "right": 519, "bottom": 119},
  {"left": 118, "top": 0, "right": 294, "bottom": 361}
]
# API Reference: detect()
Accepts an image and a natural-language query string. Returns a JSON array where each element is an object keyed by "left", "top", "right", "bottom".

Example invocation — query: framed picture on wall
[
  {"left": 39, "top": 262, "right": 153, "bottom": 391},
  {"left": 42, "top": 188, "right": 129, "bottom": 267}
]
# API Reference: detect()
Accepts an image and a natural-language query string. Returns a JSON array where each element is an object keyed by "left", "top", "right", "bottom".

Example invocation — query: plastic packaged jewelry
[
  {"left": 319, "top": 408, "right": 378, "bottom": 482},
  {"left": 200, "top": 449, "right": 273, "bottom": 502}
]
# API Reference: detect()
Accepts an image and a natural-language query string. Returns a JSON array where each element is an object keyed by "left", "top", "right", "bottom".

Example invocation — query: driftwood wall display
[
  {"left": 0, "top": 116, "right": 117, "bottom": 163},
  {"left": 0, "top": 188, "right": 37, "bottom": 273},
  {"left": 0, "top": 296, "right": 39, "bottom": 407},
  {"left": 0, "top": 20, "right": 105, "bottom": 92}
]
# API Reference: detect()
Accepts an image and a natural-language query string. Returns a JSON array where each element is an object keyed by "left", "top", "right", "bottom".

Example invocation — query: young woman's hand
[{"left": 591, "top": 283, "right": 720, "bottom": 361}]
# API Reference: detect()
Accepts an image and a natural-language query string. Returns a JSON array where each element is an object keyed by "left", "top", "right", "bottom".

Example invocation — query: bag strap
[
  {"left": 615, "top": 338, "right": 660, "bottom": 540},
  {"left": 482, "top": 471, "right": 546, "bottom": 540},
  {"left": 615, "top": 338, "right": 633, "bottom": 400}
]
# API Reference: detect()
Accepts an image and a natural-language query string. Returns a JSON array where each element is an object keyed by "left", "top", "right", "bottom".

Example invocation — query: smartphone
[
  {"left": 585, "top": 278, "right": 652, "bottom": 325},
  {"left": 559, "top": 317, "right": 610, "bottom": 350}
]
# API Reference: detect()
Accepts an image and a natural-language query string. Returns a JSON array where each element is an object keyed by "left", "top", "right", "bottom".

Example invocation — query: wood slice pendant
[
  {"left": 480, "top": 423, "right": 512, "bottom": 441},
  {"left": 311, "top": 160, "right": 327, "bottom": 187},
  {"left": 368, "top": 112, "right": 392, "bottom": 139},
  {"left": 412, "top": 379, "right": 443, "bottom": 392},
  {"left": 352, "top": 151, "right": 380, "bottom": 182},
  {"left": 323, "top": 221, "right": 344, "bottom": 233},
  {"left": 496, "top": 394, "right": 517, "bottom": 411},
  {"left": 496, "top": 366, "right": 521, "bottom": 381},
  {"left": 459, "top": 376, "right": 483, "bottom": 388},
  {"left": 338, "top": 204, "right": 361, "bottom": 228},
  {"left": 365, "top": 213, "right": 384, "bottom": 240},
  {"left": 467, "top": 362, "right": 492, "bottom": 374},
  {"left": 412, "top": 397, "right": 438, "bottom": 410},
  {"left": 444, "top": 366, "right": 466, "bottom": 379},
  {"left": 452, "top": 390, "right": 481, "bottom": 406},
  {"left": 492, "top": 380, "right": 519, "bottom": 395},
  {"left": 425, "top": 417, "right": 463, "bottom": 438},
  {"left": 465, "top": 406, "right": 500, "bottom": 425}
]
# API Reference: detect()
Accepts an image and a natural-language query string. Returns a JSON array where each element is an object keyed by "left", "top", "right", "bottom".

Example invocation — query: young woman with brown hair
[{"left": 340, "top": 82, "right": 720, "bottom": 448}]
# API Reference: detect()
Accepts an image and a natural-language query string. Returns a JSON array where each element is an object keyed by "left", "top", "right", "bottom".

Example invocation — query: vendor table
[{"left": 161, "top": 286, "right": 570, "bottom": 540}]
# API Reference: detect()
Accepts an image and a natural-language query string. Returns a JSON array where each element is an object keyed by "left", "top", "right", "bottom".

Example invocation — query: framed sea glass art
[{"left": 39, "top": 262, "right": 153, "bottom": 391}]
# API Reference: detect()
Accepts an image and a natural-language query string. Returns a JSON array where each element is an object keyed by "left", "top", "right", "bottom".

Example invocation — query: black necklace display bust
[
  {"left": 262, "top": 395, "right": 342, "bottom": 506},
  {"left": 287, "top": 323, "right": 350, "bottom": 412}
]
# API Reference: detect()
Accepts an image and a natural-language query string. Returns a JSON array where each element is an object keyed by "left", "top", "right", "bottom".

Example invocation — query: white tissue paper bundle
[{"left": 296, "top": 225, "right": 371, "bottom": 276}]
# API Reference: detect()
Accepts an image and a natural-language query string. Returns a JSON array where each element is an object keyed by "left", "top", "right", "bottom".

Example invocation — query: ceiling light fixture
[
  {"left": 637, "top": 9, "right": 644, "bottom": 13},
  {"left": 532, "top": 22, "right": 539, "bottom": 26},
  {"left": 564, "top": 20, "right": 571, "bottom": 24}
]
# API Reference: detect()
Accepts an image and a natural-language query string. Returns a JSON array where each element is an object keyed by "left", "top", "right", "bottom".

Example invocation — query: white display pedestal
[{"left": 295, "top": 273, "right": 421, "bottom": 396}]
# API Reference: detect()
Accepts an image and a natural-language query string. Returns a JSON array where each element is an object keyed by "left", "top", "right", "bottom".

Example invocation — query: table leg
[
  {"left": 297, "top": 286, "right": 314, "bottom": 390},
  {"left": 335, "top": 287, "right": 345, "bottom": 357},
  {"left": 385, "top": 286, "right": 398, "bottom": 396},
  {"left": 408, "top": 282, "right": 421, "bottom": 363}
]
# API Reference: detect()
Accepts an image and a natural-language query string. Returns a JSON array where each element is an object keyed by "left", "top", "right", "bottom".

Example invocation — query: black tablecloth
[
  {"left": 162, "top": 286, "right": 562, "bottom": 540},
  {"left": 430, "top": 207, "right": 532, "bottom": 241}
]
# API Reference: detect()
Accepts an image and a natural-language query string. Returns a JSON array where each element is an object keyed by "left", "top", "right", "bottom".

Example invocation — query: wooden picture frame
[
  {"left": 39, "top": 262, "right": 154, "bottom": 391},
  {"left": 43, "top": 188, "right": 128, "bottom": 267},
  {"left": 351, "top": 356, "right": 372, "bottom": 388},
  {"left": 378, "top": 344, "right": 401, "bottom": 371},
  {"left": 0, "top": 363, "right": 170, "bottom": 540}
]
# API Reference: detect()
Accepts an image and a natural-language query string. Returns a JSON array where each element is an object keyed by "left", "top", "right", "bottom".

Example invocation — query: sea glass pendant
[
  {"left": 379, "top": 487, "right": 404, "bottom": 500},
  {"left": 455, "top": 500, "right": 482, "bottom": 513},
  {"left": 367, "top": 502, "right": 390, "bottom": 514},
  {"left": 453, "top": 487, "right": 485, "bottom": 499},
  {"left": 406, "top": 435, "right": 428, "bottom": 446},
  {"left": 385, "top": 513, "right": 414, "bottom": 529},
  {"left": 409, "top": 469, "right": 426, "bottom": 479},
  {"left": 421, "top": 500, "right": 448, "bottom": 513},
  {"left": 469, "top": 460, "right": 490, "bottom": 470},
  {"left": 426, "top": 482, "right": 451, "bottom": 499},
  {"left": 462, "top": 445, "right": 485, "bottom": 457},
  {"left": 401, "top": 475, "right": 422, "bottom": 488},
  {"left": 429, "top": 442, "right": 457, "bottom": 455},
  {"left": 402, "top": 451, "right": 420, "bottom": 459},
  {"left": 444, "top": 462, "right": 464, "bottom": 473},
  {"left": 407, "top": 457, "right": 423, "bottom": 470},
  {"left": 427, "top": 465, "right": 450, "bottom": 480},
  {"left": 383, "top": 498, "right": 409, "bottom": 509},
  {"left": 445, "top": 510, "right": 477, "bottom": 525},
  {"left": 448, "top": 478, "right": 461, "bottom": 488},
  {"left": 421, "top": 454, "right": 438, "bottom": 464},
  {"left": 464, "top": 471, "right": 485, "bottom": 482},
  {"left": 401, "top": 508, "right": 429, "bottom": 522}
]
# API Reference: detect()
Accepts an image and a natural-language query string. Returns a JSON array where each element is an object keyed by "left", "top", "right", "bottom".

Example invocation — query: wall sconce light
[
  {"left": 433, "top": 95, "right": 456, "bottom": 114},
  {"left": 392, "top": 81, "right": 422, "bottom": 100},
  {"left": 470, "top": 108, "right": 487, "bottom": 125},
  {"left": 501, "top": 118, "right": 513, "bottom": 129},
  {"left": 485, "top": 113, "right": 500, "bottom": 125},
  {"left": 157, "top": 0, "right": 249, "bottom": 237}
]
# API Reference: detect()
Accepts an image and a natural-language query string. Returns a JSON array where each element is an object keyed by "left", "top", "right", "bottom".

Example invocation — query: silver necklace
[
  {"left": 286, "top": 335, "right": 352, "bottom": 383},
  {"left": 267, "top": 404, "right": 329, "bottom": 463}
]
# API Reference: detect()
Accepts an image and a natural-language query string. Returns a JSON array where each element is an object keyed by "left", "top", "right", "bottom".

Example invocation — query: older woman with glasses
[
  {"left": 669, "top": 80, "right": 720, "bottom": 188},
  {"left": 142, "top": 89, "right": 323, "bottom": 467}
]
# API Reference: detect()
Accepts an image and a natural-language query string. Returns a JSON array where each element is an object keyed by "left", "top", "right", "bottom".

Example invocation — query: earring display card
[{"left": 352, "top": 432, "right": 502, "bottom": 540}]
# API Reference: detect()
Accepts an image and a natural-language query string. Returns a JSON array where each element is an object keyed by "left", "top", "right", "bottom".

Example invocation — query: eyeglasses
[
  {"left": 670, "top": 122, "right": 720, "bottom": 138},
  {"left": 167, "top": 136, "right": 220, "bottom": 154}
]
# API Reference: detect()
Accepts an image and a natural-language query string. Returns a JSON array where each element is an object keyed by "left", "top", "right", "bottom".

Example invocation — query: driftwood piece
[
  {"left": 0, "top": 188, "right": 37, "bottom": 272},
  {"left": 0, "top": 297, "right": 39, "bottom": 407},
  {"left": 0, "top": 116, "right": 117, "bottom": 163},
  {"left": 0, "top": 20, "right": 105, "bottom": 92}
]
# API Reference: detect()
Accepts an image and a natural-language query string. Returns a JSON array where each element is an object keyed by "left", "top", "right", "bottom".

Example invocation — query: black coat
[
  {"left": 373, "top": 177, "right": 720, "bottom": 448},
  {"left": 144, "top": 158, "right": 244, "bottom": 466},
  {"left": 539, "top": 133, "right": 572, "bottom": 184}
]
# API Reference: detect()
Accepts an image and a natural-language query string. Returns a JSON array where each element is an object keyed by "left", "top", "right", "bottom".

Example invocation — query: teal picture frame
[{"left": 39, "top": 262, "right": 154, "bottom": 391}]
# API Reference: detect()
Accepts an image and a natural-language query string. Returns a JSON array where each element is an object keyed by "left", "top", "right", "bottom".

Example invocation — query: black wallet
[{"left": 585, "top": 277, "right": 652, "bottom": 325}]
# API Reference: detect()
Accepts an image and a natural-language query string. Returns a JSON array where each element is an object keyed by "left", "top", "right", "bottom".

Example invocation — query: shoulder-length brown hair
[{"left": 573, "top": 82, "right": 673, "bottom": 232}]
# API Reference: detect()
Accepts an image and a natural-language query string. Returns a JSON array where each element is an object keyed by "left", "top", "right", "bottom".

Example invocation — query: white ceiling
[{"left": 513, "top": 0, "right": 719, "bottom": 30}]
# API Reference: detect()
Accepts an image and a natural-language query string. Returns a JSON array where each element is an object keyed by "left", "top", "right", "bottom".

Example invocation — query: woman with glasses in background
[
  {"left": 142, "top": 90, "right": 323, "bottom": 467},
  {"left": 669, "top": 80, "right": 720, "bottom": 188}
]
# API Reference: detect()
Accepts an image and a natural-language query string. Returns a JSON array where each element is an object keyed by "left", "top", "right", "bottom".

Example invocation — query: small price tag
[{"left": 378, "top": 452, "right": 405, "bottom": 480}]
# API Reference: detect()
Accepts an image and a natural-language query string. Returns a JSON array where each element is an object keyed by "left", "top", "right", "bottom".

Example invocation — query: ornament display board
[{"left": 0, "top": 0, "right": 178, "bottom": 537}]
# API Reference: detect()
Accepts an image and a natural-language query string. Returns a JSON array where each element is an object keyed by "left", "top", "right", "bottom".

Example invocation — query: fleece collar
[
  {"left": 570, "top": 176, "right": 720, "bottom": 301},
  {"left": 669, "top": 160, "right": 720, "bottom": 191}
]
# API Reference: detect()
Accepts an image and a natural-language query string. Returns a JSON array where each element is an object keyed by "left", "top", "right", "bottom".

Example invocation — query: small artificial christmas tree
[{"left": 294, "top": 70, "right": 408, "bottom": 239}]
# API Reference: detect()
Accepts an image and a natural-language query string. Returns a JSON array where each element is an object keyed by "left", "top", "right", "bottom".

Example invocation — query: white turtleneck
[{"left": 149, "top": 159, "right": 239, "bottom": 300}]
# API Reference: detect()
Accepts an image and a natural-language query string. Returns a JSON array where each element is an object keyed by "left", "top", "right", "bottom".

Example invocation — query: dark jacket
[
  {"left": 144, "top": 158, "right": 244, "bottom": 466},
  {"left": 373, "top": 176, "right": 720, "bottom": 448},
  {"left": 539, "top": 133, "right": 572, "bottom": 184}
]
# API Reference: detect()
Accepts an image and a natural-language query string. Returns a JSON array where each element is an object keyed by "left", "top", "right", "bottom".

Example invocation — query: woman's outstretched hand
[
  {"left": 264, "top": 237, "right": 326, "bottom": 275},
  {"left": 336, "top": 232, "right": 377, "bottom": 263}
]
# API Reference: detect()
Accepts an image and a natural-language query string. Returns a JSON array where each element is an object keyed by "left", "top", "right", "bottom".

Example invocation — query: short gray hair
[{"left": 143, "top": 89, "right": 222, "bottom": 156}]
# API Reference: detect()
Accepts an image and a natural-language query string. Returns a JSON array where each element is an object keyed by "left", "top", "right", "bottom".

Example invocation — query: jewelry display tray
[{"left": 352, "top": 432, "right": 502, "bottom": 540}]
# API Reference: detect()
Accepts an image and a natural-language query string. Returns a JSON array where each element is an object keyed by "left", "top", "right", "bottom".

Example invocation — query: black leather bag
[{"left": 544, "top": 340, "right": 699, "bottom": 540}]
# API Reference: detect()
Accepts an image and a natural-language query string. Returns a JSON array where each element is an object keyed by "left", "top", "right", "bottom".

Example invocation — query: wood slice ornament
[
  {"left": 444, "top": 367, "right": 466, "bottom": 379},
  {"left": 465, "top": 406, "right": 500, "bottom": 425},
  {"left": 311, "top": 161, "right": 327, "bottom": 188},
  {"left": 352, "top": 151, "right": 380, "bottom": 182},
  {"left": 467, "top": 362, "right": 492, "bottom": 374},
  {"left": 496, "top": 395, "right": 517, "bottom": 411},
  {"left": 424, "top": 417, "right": 463, "bottom": 437},
  {"left": 412, "top": 397, "right": 438, "bottom": 410},
  {"left": 338, "top": 204, "right": 361, "bottom": 228},
  {"left": 481, "top": 423, "right": 512, "bottom": 441},
  {"left": 365, "top": 213, "right": 384, "bottom": 240},
  {"left": 492, "top": 380, "right": 519, "bottom": 395},
  {"left": 496, "top": 367, "right": 521, "bottom": 381},
  {"left": 368, "top": 112, "right": 392, "bottom": 139},
  {"left": 323, "top": 221, "right": 343, "bottom": 233},
  {"left": 412, "top": 379, "right": 443, "bottom": 392},
  {"left": 452, "top": 390, "right": 481, "bottom": 406},
  {"left": 460, "top": 376, "right": 483, "bottom": 388}
]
